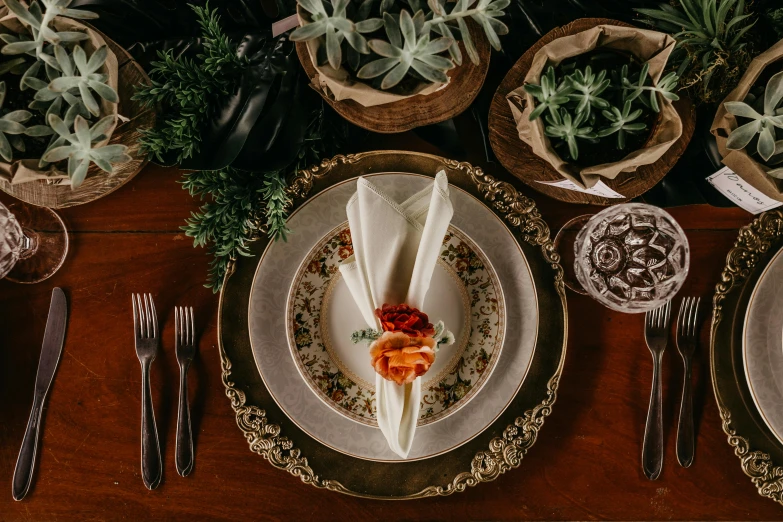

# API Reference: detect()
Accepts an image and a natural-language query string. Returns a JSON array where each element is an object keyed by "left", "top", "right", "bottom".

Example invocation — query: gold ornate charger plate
[
  {"left": 711, "top": 210, "right": 783, "bottom": 507},
  {"left": 287, "top": 222, "right": 505, "bottom": 428},
  {"left": 218, "top": 151, "right": 567, "bottom": 498},
  {"left": 0, "top": 27, "right": 153, "bottom": 208}
]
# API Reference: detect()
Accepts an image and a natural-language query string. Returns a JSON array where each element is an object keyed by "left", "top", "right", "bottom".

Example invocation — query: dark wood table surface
[{"left": 0, "top": 132, "right": 779, "bottom": 521}]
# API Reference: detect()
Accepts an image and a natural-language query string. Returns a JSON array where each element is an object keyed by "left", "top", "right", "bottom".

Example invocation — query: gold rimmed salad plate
[{"left": 287, "top": 222, "right": 506, "bottom": 427}]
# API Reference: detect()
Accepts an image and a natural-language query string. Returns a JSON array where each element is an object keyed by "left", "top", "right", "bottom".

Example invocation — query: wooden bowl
[
  {"left": 0, "top": 30, "right": 154, "bottom": 209},
  {"left": 488, "top": 18, "right": 696, "bottom": 206},
  {"left": 295, "top": 21, "right": 490, "bottom": 134}
]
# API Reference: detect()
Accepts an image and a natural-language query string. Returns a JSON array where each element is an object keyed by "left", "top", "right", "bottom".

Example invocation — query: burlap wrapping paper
[
  {"left": 0, "top": 5, "right": 118, "bottom": 186},
  {"left": 711, "top": 38, "right": 783, "bottom": 201},
  {"left": 506, "top": 24, "right": 682, "bottom": 189},
  {"left": 297, "top": 6, "right": 446, "bottom": 107}
]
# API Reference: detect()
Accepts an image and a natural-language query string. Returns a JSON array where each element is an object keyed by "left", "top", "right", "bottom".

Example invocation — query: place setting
[{"left": 5, "top": 0, "right": 783, "bottom": 516}]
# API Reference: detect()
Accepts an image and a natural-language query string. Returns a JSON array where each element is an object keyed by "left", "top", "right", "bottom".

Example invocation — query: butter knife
[{"left": 12, "top": 288, "right": 68, "bottom": 501}]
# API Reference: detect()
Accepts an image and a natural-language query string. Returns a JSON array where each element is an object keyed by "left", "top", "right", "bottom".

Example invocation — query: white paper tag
[
  {"left": 272, "top": 14, "right": 300, "bottom": 37},
  {"left": 536, "top": 178, "right": 625, "bottom": 198},
  {"left": 706, "top": 166, "right": 783, "bottom": 214}
]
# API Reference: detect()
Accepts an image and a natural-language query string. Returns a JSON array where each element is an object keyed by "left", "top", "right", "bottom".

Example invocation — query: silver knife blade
[
  {"left": 12, "top": 287, "right": 68, "bottom": 501},
  {"left": 33, "top": 287, "right": 68, "bottom": 396}
]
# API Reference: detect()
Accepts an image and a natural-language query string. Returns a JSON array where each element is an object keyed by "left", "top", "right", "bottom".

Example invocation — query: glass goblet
[
  {"left": 0, "top": 200, "right": 68, "bottom": 283},
  {"left": 573, "top": 203, "right": 689, "bottom": 313}
]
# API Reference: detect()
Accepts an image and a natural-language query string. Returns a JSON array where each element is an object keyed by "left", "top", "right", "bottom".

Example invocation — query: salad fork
[
  {"left": 675, "top": 296, "right": 701, "bottom": 468},
  {"left": 132, "top": 293, "right": 162, "bottom": 490},
  {"left": 642, "top": 300, "right": 672, "bottom": 480},
  {"left": 175, "top": 306, "right": 196, "bottom": 477}
]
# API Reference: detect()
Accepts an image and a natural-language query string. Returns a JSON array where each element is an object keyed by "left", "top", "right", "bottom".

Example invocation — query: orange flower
[
  {"left": 369, "top": 331, "right": 436, "bottom": 385},
  {"left": 375, "top": 303, "right": 435, "bottom": 337}
]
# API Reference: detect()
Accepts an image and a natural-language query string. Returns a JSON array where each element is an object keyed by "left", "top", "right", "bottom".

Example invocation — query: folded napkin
[{"left": 339, "top": 171, "right": 453, "bottom": 458}]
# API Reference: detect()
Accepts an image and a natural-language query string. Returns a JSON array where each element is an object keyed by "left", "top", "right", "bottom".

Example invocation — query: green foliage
[
  {"left": 525, "top": 62, "right": 679, "bottom": 162},
  {"left": 350, "top": 327, "right": 383, "bottom": 344},
  {"left": 290, "top": 0, "right": 508, "bottom": 90},
  {"left": 725, "top": 70, "right": 783, "bottom": 176},
  {"left": 180, "top": 104, "right": 350, "bottom": 292},
  {"left": 636, "top": 0, "right": 756, "bottom": 103},
  {"left": 132, "top": 2, "right": 247, "bottom": 163}
]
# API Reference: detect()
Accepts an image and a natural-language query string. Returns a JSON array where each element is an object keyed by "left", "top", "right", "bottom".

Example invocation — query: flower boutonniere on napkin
[
  {"left": 352, "top": 304, "right": 455, "bottom": 386},
  {"left": 338, "top": 171, "right": 454, "bottom": 457}
]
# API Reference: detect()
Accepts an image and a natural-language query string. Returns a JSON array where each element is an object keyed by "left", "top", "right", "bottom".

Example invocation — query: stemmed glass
[
  {"left": 565, "top": 203, "right": 689, "bottom": 313},
  {"left": 0, "top": 200, "right": 68, "bottom": 283}
]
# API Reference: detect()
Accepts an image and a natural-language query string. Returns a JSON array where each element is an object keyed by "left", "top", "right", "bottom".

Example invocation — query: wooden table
[{"left": 0, "top": 132, "right": 778, "bottom": 520}]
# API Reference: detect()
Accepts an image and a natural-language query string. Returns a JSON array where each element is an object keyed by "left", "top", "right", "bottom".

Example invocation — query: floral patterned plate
[{"left": 287, "top": 222, "right": 505, "bottom": 427}]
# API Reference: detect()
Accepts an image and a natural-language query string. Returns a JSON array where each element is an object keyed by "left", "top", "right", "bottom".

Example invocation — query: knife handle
[
  {"left": 140, "top": 362, "right": 162, "bottom": 490},
  {"left": 12, "top": 396, "right": 44, "bottom": 501}
]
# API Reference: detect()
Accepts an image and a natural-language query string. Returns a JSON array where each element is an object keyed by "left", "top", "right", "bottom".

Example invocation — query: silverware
[
  {"left": 642, "top": 300, "right": 672, "bottom": 481},
  {"left": 175, "top": 306, "right": 196, "bottom": 477},
  {"left": 12, "top": 288, "right": 68, "bottom": 501},
  {"left": 675, "top": 296, "right": 701, "bottom": 468},
  {"left": 132, "top": 293, "right": 162, "bottom": 490}
]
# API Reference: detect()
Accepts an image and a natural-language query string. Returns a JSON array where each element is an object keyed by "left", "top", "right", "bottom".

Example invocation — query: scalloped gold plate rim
[
  {"left": 217, "top": 150, "right": 568, "bottom": 499},
  {"left": 710, "top": 210, "right": 783, "bottom": 507}
]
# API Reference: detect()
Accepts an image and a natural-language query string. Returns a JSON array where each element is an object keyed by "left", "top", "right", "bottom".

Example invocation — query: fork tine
[
  {"left": 665, "top": 300, "right": 672, "bottom": 328},
  {"left": 149, "top": 294, "right": 158, "bottom": 338},
  {"left": 690, "top": 297, "right": 700, "bottom": 338},
  {"left": 189, "top": 307, "right": 194, "bottom": 345},
  {"left": 143, "top": 294, "right": 151, "bottom": 339},
  {"left": 132, "top": 294, "right": 140, "bottom": 338},
  {"left": 175, "top": 306, "right": 180, "bottom": 344},
  {"left": 677, "top": 298, "right": 686, "bottom": 337}
]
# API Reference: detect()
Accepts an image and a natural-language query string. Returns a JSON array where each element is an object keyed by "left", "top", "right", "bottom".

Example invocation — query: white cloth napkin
[{"left": 339, "top": 171, "right": 453, "bottom": 458}]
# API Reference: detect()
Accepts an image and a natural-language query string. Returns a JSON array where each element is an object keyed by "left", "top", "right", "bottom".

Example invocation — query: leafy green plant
[
  {"left": 724, "top": 70, "right": 783, "bottom": 177},
  {"left": 636, "top": 0, "right": 756, "bottom": 103},
  {"left": 43, "top": 114, "right": 130, "bottom": 186},
  {"left": 0, "top": 0, "right": 127, "bottom": 187},
  {"left": 133, "top": 2, "right": 247, "bottom": 163},
  {"left": 290, "top": 0, "right": 509, "bottom": 91},
  {"left": 525, "top": 60, "right": 679, "bottom": 163}
]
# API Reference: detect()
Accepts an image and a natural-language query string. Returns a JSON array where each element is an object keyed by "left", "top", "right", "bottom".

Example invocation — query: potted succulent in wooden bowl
[
  {"left": 290, "top": 0, "right": 506, "bottom": 133},
  {"left": 488, "top": 19, "right": 695, "bottom": 205},
  {"left": 711, "top": 38, "right": 783, "bottom": 203},
  {"left": 0, "top": 0, "right": 152, "bottom": 208}
]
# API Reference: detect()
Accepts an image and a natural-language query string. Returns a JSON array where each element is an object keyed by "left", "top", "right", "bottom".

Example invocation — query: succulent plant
[
  {"left": 290, "top": 0, "right": 508, "bottom": 91},
  {"left": 46, "top": 44, "right": 117, "bottom": 116},
  {"left": 2, "top": 0, "right": 95, "bottom": 64},
  {"left": 565, "top": 66, "right": 610, "bottom": 117},
  {"left": 544, "top": 108, "right": 596, "bottom": 161},
  {"left": 524, "top": 66, "right": 573, "bottom": 120},
  {"left": 0, "top": 0, "right": 126, "bottom": 188},
  {"left": 636, "top": 0, "right": 755, "bottom": 103},
  {"left": 526, "top": 58, "right": 679, "bottom": 162},
  {"left": 357, "top": 11, "right": 454, "bottom": 89},
  {"left": 725, "top": 70, "right": 783, "bottom": 174},
  {"left": 43, "top": 114, "right": 130, "bottom": 187},
  {"left": 0, "top": 82, "right": 32, "bottom": 162},
  {"left": 598, "top": 99, "right": 648, "bottom": 149}
]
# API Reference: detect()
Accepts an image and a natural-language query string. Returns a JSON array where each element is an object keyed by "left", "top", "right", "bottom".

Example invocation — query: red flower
[{"left": 374, "top": 303, "right": 435, "bottom": 338}]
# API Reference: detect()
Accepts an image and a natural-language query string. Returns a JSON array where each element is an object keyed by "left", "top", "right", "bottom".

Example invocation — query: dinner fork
[
  {"left": 642, "top": 300, "right": 672, "bottom": 480},
  {"left": 675, "top": 296, "right": 701, "bottom": 468},
  {"left": 132, "top": 293, "right": 162, "bottom": 490},
  {"left": 175, "top": 306, "right": 196, "bottom": 477}
]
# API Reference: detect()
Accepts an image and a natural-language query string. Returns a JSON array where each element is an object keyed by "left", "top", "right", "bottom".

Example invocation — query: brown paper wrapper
[
  {"left": 297, "top": 7, "right": 446, "bottom": 107},
  {"left": 710, "top": 38, "right": 783, "bottom": 201},
  {"left": 506, "top": 24, "right": 682, "bottom": 189},
  {"left": 0, "top": 7, "right": 119, "bottom": 186}
]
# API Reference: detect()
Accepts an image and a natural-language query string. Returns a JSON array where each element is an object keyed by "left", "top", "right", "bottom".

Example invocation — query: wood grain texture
[
  {"left": 0, "top": 30, "right": 154, "bottom": 209},
  {"left": 295, "top": 21, "right": 490, "bottom": 134},
  {"left": 488, "top": 18, "right": 696, "bottom": 206},
  {"left": 0, "top": 133, "right": 780, "bottom": 519}
]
